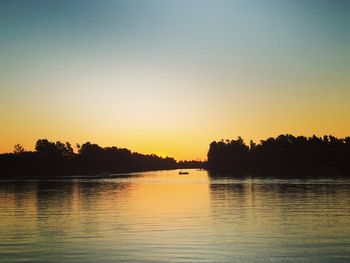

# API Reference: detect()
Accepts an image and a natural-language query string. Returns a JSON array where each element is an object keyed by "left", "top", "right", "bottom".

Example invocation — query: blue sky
[{"left": 1, "top": 0, "right": 349, "bottom": 159}]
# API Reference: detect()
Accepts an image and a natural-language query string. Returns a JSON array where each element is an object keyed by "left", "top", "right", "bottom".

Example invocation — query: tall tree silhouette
[
  {"left": 208, "top": 134, "right": 350, "bottom": 175},
  {"left": 13, "top": 144, "right": 25, "bottom": 154},
  {"left": 0, "top": 139, "right": 182, "bottom": 177}
]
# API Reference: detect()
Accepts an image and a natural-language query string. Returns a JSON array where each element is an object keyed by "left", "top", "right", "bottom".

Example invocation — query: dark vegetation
[
  {"left": 0, "top": 139, "right": 203, "bottom": 178},
  {"left": 2, "top": 134, "right": 349, "bottom": 178},
  {"left": 207, "top": 134, "right": 350, "bottom": 175}
]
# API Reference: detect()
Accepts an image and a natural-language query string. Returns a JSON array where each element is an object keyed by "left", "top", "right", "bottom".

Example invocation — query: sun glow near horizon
[{"left": 1, "top": 0, "right": 349, "bottom": 160}]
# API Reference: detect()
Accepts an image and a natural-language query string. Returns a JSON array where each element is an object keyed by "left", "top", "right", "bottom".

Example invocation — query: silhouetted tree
[
  {"left": 207, "top": 134, "right": 350, "bottom": 175},
  {"left": 0, "top": 138, "right": 180, "bottom": 177},
  {"left": 13, "top": 144, "right": 24, "bottom": 154},
  {"left": 207, "top": 137, "right": 249, "bottom": 172}
]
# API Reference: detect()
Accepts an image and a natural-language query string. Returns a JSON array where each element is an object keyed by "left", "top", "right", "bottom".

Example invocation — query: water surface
[{"left": 1, "top": 169, "right": 350, "bottom": 262}]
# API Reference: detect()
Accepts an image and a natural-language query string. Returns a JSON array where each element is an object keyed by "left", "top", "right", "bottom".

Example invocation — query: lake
[{"left": 0, "top": 169, "right": 350, "bottom": 262}]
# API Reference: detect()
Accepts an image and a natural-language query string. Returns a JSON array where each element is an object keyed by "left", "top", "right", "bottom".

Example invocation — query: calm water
[{"left": 1, "top": 169, "right": 350, "bottom": 262}]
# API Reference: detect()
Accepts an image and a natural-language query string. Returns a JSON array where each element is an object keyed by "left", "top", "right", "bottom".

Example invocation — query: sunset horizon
[
  {"left": 1, "top": 0, "right": 349, "bottom": 161},
  {"left": 2, "top": 132, "right": 350, "bottom": 161},
  {"left": 1, "top": 1, "right": 350, "bottom": 262}
]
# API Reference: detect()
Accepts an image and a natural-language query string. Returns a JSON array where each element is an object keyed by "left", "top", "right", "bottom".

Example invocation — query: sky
[{"left": 0, "top": 0, "right": 349, "bottom": 160}]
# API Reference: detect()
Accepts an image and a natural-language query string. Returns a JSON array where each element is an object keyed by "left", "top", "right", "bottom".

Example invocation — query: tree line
[
  {"left": 207, "top": 134, "right": 350, "bottom": 175},
  {"left": 0, "top": 139, "right": 202, "bottom": 177}
]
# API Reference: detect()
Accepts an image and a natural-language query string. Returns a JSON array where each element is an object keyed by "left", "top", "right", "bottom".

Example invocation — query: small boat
[{"left": 179, "top": 171, "right": 189, "bottom": 175}]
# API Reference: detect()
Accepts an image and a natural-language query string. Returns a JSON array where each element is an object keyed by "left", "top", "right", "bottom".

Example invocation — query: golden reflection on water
[{"left": 0, "top": 170, "right": 350, "bottom": 262}]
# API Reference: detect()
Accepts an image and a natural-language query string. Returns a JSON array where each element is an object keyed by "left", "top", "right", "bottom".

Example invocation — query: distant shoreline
[
  {"left": 207, "top": 134, "right": 350, "bottom": 176},
  {"left": 2, "top": 134, "right": 350, "bottom": 179},
  {"left": 0, "top": 168, "right": 201, "bottom": 181},
  {"left": 0, "top": 139, "right": 204, "bottom": 178}
]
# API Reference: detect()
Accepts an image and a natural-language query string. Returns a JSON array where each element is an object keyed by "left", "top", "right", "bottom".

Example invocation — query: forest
[
  {"left": 0, "top": 139, "right": 201, "bottom": 177},
  {"left": 207, "top": 134, "right": 350, "bottom": 175},
  {"left": 2, "top": 134, "right": 349, "bottom": 178}
]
